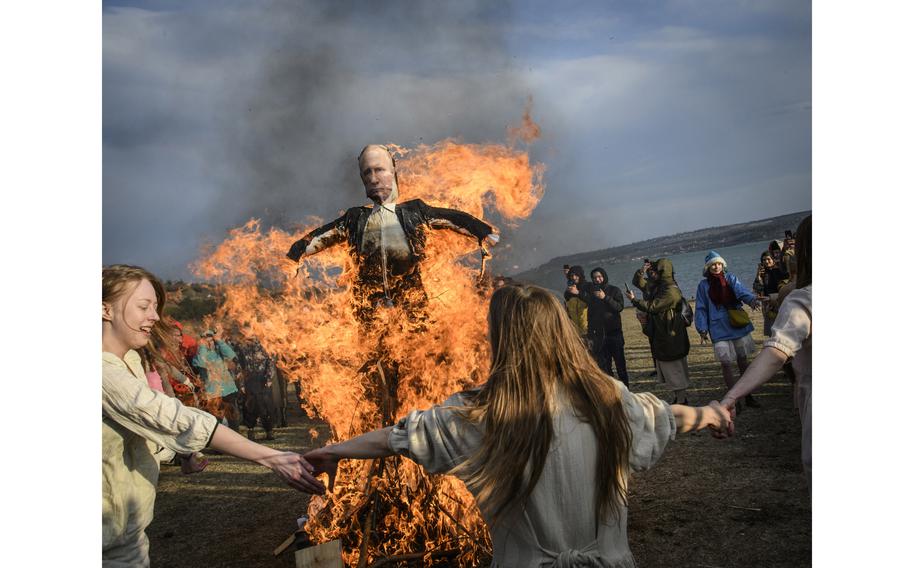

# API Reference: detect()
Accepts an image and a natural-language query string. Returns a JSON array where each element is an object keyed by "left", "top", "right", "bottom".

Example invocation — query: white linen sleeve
[
  {"left": 622, "top": 387, "right": 677, "bottom": 472},
  {"left": 388, "top": 393, "right": 480, "bottom": 474},
  {"left": 764, "top": 288, "right": 811, "bottom": 358},
  {"left": 102, "top": 366, "right": 218, "bottom": 454}
]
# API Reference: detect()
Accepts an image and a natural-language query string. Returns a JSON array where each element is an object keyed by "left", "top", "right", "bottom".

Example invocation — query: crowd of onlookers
[
  {"left": 137, "top": 320, "right": 293, "bottom": 474},
  {"left": 556, "top": 224, "right": 805, "bottom": 409},
  {"left": 555, "top": 216, "right": 812, "bottom": 487}
]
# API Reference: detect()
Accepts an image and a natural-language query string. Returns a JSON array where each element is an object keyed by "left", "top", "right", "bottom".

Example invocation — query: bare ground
[{"left": 148, "top": 307, "right": 810, "bottom": 567}]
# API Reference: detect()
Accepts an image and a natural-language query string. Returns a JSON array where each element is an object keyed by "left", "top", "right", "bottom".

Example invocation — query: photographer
[
  {"left": 564, "top": 265, "right": 589, "bottom": 337},
  {"left": 632, "top": 259, "right": 660, "bottom": 377},
  {"left": 753, "top": 251, "right": 787, "bottom": 336},
  {"left": 587, "top": 268, "right": 629, "bottom": 386}
]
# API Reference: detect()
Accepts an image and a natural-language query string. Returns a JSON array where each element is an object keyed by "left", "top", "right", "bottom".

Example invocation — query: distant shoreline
[{"left": 513, "top": 210, "right": 809, "bottom": 280}]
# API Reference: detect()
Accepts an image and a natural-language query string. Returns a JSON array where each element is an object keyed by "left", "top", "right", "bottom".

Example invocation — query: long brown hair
[
  {"left": 102, "top": 264, "right": 182, "bottom": 373},
  {"left": 794, "top": 215, "right": 811, "bottom": 288},
  {"left": 454, "top": 284, "right": 632, "bottom": 524}
]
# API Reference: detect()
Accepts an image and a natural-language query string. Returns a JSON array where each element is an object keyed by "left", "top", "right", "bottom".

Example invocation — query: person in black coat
[{"left": 587, "top": 267, "right": 629, "bottom": 386}]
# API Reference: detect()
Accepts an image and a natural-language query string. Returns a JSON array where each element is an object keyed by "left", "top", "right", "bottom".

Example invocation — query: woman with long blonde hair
[
  {"left": 304, "top": 284, "right": 731, "bottom": 566},
  {"left": 101, "top": 264, "right": 325, "bottom": 566}
]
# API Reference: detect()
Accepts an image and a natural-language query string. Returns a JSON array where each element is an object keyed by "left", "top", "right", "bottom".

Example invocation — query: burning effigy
[{"left": 193, "top": 117, "right": 544, "bottom": 566}]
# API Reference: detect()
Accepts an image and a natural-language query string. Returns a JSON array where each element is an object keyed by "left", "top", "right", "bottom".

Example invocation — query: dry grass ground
[{"left": 149, "top": 305, "right": 810, "bottom": 567}]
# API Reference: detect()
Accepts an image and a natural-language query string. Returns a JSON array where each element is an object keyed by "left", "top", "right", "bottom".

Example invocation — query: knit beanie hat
[{"left": 703, "top": 250, "right": 727, "bottom": 273}]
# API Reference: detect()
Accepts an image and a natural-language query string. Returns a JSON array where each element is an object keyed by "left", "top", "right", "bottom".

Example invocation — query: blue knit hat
[{"left": 703, "top": 250, "right": 727, "bottom": 273}]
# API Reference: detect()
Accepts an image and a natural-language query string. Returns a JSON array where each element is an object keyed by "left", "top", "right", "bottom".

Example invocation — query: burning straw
[{"left": 193, "top": 128, "right": 544, "bottom": 566}]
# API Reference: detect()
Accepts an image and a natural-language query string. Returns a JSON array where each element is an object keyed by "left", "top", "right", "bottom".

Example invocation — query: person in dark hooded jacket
[
  {"left": 587, "top": 267, "right": 629, "bottom": 386},
  {"left": 625, "top": 258, "right": 691, "bottom": 404}
]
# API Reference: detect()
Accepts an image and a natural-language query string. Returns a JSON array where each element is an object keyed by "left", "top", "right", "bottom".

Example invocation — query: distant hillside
[{"left": 513, "top": 210, "right": 809, "bottom": 283}]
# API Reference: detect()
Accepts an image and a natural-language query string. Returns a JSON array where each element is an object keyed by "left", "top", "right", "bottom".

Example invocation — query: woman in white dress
[{"left": 304, "top": 283, "right": 732, "bottom": 567}]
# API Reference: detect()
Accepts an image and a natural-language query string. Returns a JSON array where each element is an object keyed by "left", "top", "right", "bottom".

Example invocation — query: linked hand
[
  {"left": 260, "top": 452, "right": 325, "bottom": 494},
  {"left": 707, "top": 401, "right": 734, "bottom": 439},
  {"left": 303, "top": 447, "right": 340, "bottom": 493},
  {"left": 719, "top": 397, "right": 737, "bottom": 436}
]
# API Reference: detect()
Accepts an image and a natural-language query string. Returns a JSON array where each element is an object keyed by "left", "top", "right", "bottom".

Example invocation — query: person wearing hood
[
  {"left": 564, "top": 265, "right": 589, "bottom": 337},
  {"left": 587, "top": 267, "right": 629, "bottom": 386},
  {"left": 625, "top": 259, "right": 691, "bottom": 404},
  {"left": 695, "top": 250, "right": 762, "bottom": 409},
  {"left": 753, "top": 250, "right": 787, "bottom": 336},
  {"left": 286, "top": 144, "right": 499, "bottom": 325}
]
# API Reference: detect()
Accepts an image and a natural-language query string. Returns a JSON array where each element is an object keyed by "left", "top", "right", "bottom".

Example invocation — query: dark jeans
[
  {"left": 590, "top": 330, "right": 629, "bottom": 386},
  {"left": 243, "top": 390, "right": 275, "bottom": 432}
]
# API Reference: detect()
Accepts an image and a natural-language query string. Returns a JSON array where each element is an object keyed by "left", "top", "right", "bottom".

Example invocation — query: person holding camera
[
  {"left": 564, "top": 265, "right": 589, "bottom": 337},
  {"left": 632, "top": 259, "right": 660, "bottom": 377},
  {"left": 586, "top": 267, "right": 629, "bottom": 386},
  {"left": 753, "top": 250, "right": 787, "bottom": 336}
]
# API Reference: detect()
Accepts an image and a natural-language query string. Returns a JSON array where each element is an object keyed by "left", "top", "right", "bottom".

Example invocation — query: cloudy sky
[{"left": 103, "top": 0, "right": 811, "bottom": 279}]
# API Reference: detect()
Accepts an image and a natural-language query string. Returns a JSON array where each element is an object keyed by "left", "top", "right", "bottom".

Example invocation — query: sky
[{"left": 102, "top": 0, "right": 811, "bottom": 280}]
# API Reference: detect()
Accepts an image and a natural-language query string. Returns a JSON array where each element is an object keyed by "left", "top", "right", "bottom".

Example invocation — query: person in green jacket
[
  {"left": 625, "top": 258, "right": 691, "bottom": 404},
  {"left": 564, "top": 265, "right": 589, "bottom": 338}
]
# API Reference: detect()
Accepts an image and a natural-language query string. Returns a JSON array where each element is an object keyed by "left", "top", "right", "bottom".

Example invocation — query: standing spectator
[
  {"left": 172, "top": 319, "right": 199, "bottom": 367},
  {"left": 236, "top": 339, "right": 278, "bottom": 441},
  {"left": 720, "top": 215, "right": 812, "bottom": 488},
  {"left": 695, "top": 250, "right": 762, "bottom": 409},
  {"left": 274, "top": 366, "right": 290, "bottom": 428},
  {"left": 564, "top": 265, "right": 589, "bottom": 337},
  {"left": 193, "top": 329, "right": 242, "bottom": 431},
  {"left": 753, "top": 251, "right": 788, "bottom": 336},
  {"left": 587, "top": 267, "right": 629, "bottom": 386},
  {"left": 625, "top": 259, "right": 691, "bottom": 404},
  {"left": 632, "top": 259, "right": 660, "bottom": 378}
]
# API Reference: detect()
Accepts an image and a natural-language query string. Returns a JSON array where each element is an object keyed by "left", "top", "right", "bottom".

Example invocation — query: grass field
[{"left": 148, "top": 305, "right": 810, "bottom": 567}]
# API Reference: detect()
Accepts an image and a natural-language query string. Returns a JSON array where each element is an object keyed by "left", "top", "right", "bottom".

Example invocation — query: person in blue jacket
[{"left": 695, "top": 250, "right": 762, "bottom": 409}]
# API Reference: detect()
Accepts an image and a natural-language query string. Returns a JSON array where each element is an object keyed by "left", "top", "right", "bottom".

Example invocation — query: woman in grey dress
[{"left": 304, "top": 284, "right": 732, "bottom": 567}]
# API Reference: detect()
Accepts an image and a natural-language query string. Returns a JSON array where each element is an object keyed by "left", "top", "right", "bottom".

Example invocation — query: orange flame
[{"left": 192, "top": 119, "right": 544, "bottom": 565}]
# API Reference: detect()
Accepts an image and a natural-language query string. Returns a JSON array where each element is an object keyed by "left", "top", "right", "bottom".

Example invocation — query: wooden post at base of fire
[{"left": 296, "top": 539, "right": 343, "bottom": 568}]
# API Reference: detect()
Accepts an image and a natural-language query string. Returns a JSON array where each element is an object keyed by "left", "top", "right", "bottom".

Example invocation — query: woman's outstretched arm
[
  {"left": 304, "top": 426, "right": 396, "bottom": 490},
  {"left": 671, "top": 401, "right": 732, "bottom": 436},
  {"left": 720, "top": 347, "right": 788, "bottom": 412},
  {"left": 208, "top": 425, "right": 326, "bottom": 494}
]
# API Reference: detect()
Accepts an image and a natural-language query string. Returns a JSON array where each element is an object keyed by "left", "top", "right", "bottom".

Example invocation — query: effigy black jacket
[{"left": 286, "top": 198, "right": 493, "bottom": 263}]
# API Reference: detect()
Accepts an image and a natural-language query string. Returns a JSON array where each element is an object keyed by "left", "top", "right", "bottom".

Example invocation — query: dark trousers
[
  {"left": 590, "top": 330, "right": 629, "bottom": 386},
  {"left": 243, "top": 390, "right": 274, "bottom": 432},
  {"left": 221, "top": 392, "right": 242, "bottom": 431}
]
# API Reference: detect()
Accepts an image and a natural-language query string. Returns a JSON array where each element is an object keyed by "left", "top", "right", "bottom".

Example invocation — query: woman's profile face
[
  {"left": 107, "top": 279, "right": 160, "bottom": 351},
  {"left": 709, "top": 262, "right": 724, "bottom": 275}
]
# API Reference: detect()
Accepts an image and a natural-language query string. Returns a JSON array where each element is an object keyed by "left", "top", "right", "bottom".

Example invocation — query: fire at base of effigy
[{"left": 193, "top": 123, "right": 545, "bottom": 566}]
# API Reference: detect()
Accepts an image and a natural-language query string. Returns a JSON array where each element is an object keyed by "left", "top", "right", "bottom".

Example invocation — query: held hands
[
  {"left": 704, "top": 401, "right": 734, "bottom": 438},
  {"left": 302, "top": 447, "right": 340, "bottom": 492},
  {"left": 719, "top": 396, "right": 738, "bottom": 435},
  {"left": 259, "top": 451, "right": 326, "bottom": 494}
]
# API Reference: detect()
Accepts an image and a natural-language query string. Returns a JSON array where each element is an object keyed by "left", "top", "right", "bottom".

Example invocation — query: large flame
[{"left": 193, "top": 124, "right": 544, "bottom": 566}]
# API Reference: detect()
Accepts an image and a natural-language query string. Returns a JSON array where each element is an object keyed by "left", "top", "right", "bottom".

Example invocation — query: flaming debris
[{"left": 193, "top": 125, "right": 544, "bottom": 565}]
